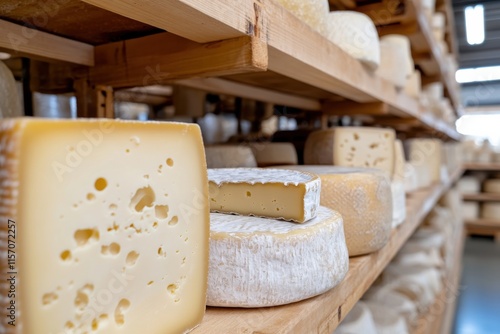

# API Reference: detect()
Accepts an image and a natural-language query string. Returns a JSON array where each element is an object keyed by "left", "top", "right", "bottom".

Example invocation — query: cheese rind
[
  {"left": 273, "top": 166, "right": 392, "bottom": 256},
  {"left": 484, "top": 179, "right": 500, "bottom": 194},
  {"left": 208, "top": 168, "right": 321, "bottom": 223},
  {"left": 0, "top": 118, "right": 209, "bottom": 334},
  {"left": 249, "top": 142, "right": 298, "bottom": 167},
  {"left": 207, "top": 206, "right": 349, "bottom": 307},
  {"left": 205, "top": 145, "right": 257, "bottom": 168},
  {"left": 275, "top": 0, "right": 330, "bottom": 36},
  {"left": 391, "top": 181, "right": 406, "bottom": 228},
  {"left": 0, "top": 61, "right": 23, "bottom": 118}
]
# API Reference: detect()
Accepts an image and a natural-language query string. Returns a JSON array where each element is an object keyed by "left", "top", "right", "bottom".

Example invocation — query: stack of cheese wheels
[
  {"left": 249, "top": 142, "right": 298, "bottom": 167},
  {"left": 205, "top": 145, "right": 257, "bottom": 168},
  {"left": 326, "top": 11, "right": 380, "bottom": 70},
  {"left": 275, "top": 0, "right": 330, "bottom": 36},
  {"left": 273, "top": 165, "right": 392, "bottom": 256},
  {"left": 0, "top": 118, "right": 210, "bottom": 333},
  {"left": 207, "top": 168, "right": 349, "bottom": 307},
  {"left": 0, "top": 61, "right": 23, "bottom": 118},
  {"left": 376, "top": 35, "right": 414, "bottom": 88}
]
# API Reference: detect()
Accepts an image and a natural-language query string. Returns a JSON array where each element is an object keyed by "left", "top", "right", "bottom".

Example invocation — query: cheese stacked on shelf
[
  {"left": 457, "top": 176, "right": 481, "bottom": 194},
  {"left": 273, "top": 166, "right": 393, "bottom": 256},
  {"left": 482, "top": 179, "right": 500, "bottom": 219},
  {"left": 205, "top": 145, "right": 257, "bottom": 168},
  {"left": 405, "top": 138, "right": 444, "bottom": 187},
  {"left": 275, "top": 0, "right": 330, "bottom": 35},
  {"left": 484, "top": 179, "right": 500, "bottom": 193},
  {"left": 335, "top": 301, "right": 377, "bottom": 334},
  {"left": 0, "top": 118, "right": 209, "bottom": 334},
  {"left": 376, "top": 35, "right": 414, "bottom": 88},
  {"left": 0, "top": 61, "right": 23, "bottom": 119},
  {"left": 249, "top": 142, "right": 298, "bottom": 167},
  {"left": 392, "top": 140, "right": 407, "bottom": 227},
  {"left": 206, "top": 168, "right": 349, "bottom": 307},
  {"left": 326, "top": 11, "right": 380, "bottom": 70}
]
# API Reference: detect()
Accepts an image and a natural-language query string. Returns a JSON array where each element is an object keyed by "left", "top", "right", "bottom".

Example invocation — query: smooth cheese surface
[
  {"left": 273, "top": 165, "right": 392, "bottom": 256},
  {"left": 0, "top": 118, "right": 209, "bottom": 334},
  {"left": 380, "top": 35, "right": 414, "bottom": 77},
  {"left": 207, "top": 206, "right": 349, "bottom": 307},
  {"left": 457, "top": 176, "right": 481, "bottom": 194},
  {"left": 205, "top": 145, "right": 257, "bottom": 168},
  {"left": 275, "top": 0, "right": 330, "bottom": 36},
  {"left": 393, "top": 139, "right": 406, "bottom": 182},
  {"left": 404, "top": 70, "right": 422, "bottom": 99},
  {"left": 484, "top": 179, "right": 500, "bottom": 194},
  {"left": 249, "top": 142, "right": 298, "bottom": 167},
  {"left": 376, "top": 38, "right": 408, "bottom": 88},
  {"left": 304, "top": 129, "right": 336, "bottom": 165},
  {"left": 326, "top": 11, "right": 380, "bottom": 70},
  {"left": 208, "top": 168, "right": 320, "bottom": 223}
]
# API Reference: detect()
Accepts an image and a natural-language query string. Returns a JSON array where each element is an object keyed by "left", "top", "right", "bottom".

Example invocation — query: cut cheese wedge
[
  {"left": 273, "top": 166, "right": 392, "bottom": 256},
  {"left": 0, "top": 118, "right": 209, "bottom": 334},
  {"left": 208, "top": 168, "right": 320, "bottom": 223},
  {"left": 207, "top": 206, "right": 348, "bottom": 307}
]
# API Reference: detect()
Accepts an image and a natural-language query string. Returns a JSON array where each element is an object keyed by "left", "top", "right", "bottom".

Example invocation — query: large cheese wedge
[
  {"left": 0, "top": 118, "right": 209, "bottom": 334},
  {"left": 273, "top": 166, "right": 392, "bottom": 256},
  {"left": 335, "top": 301, "right": 377, "bottom": 334},
  {"left": 482, "top": 203, "right": 500, "bottom": 219},
  {"left": 207, "top": 206, "right": 348, "bottom": 307},
  {"left": 275, "top": 0, "right": 330, "bottom": 36},
  {"left": 457, "top": 176, "right": 481, "bottom": 194},
  {"left": 208, "top": 168, "right": 321, "bottom": 223},
  {"left": 326, "top": 11, "right": 380, "bottom": 70},
  {"left": 304, "top": 127, "right": 396, "bottom": 176},
  {"left": 406, "top": 139, "right": 443, "bottom": 183},
  {"left": 0, "top": 61, "right": 23, "bottom": 118},
  {"left": 484, "top": 179, "right": 500, "bottom": 194},
  {"left": 205, "top": 145, "right": 257, "bottom": 168},
  {"left": 249, "top": 142, "right": 298, "bottom": 167}
]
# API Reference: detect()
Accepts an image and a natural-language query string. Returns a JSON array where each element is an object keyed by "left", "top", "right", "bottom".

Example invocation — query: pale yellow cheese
[
  {"left": 249, "top": 142, "right": 298, "bottom": 167},
  {"left": 273, "top": 165, "right": 392, "bottom": 256},
  {"left": 482, "top": 203, "right": 500, "bottom": 219},
  {"left": 205, "top": 145, "right": 257, "bottom": 168},
  {"left": 406, "top": 139, "right": 443, "bottom": 183},
  {"left": 0, "top": 118, "right": 209, "bottom": 334},
  {"left": 275, "top": 0, "right": 330, "bottom": 36},
  {"left": 208, "top": 168, "right": 321, "bottom": 223}
]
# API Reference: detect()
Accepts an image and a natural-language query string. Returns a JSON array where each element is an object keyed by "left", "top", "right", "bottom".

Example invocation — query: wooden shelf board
[
  {"left": 463, "top": 163, "right": 500, "bottom": 171},
  {"left": 463, "top": 193, "right": 500, "bottom": 202},
  {"left": 191, "top": 169, "right": 463, "bottom": 334},
  {"left": 466, "top": 219, "right": 500, "bottom": 228}
]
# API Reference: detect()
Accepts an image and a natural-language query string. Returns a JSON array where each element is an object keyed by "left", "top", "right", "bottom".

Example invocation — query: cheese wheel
[
  {"left": 0, "top": 61, "right": 23, "bottom": 118},
  {"left": 335, "top": 301, "right": 377, "bottom": 334},
  {"left": 205, "top": 145, "right": 257, "bottom": 168},
  {"left": 363, "top": 287, "right": 418, "bottom": 327},
  {"left": 273, "top": 165, "right": 392, "bottom": 256},
  {"left": 391, "top": 181, "right": 406, "bottom": 228},
  {"left": 484, "top": 179, "right": 500, "bottom": 194},
  {"left": 406, "top": 139, "right": 443, "bottom": 184},
  {"left": 207, "top": 206, "right": 349, "bottom": 307},
  {"left": 463, "top": 202, "right": 480, "bottom": 220},
  {"left": 208, "top": 168, "right": 321, "bottom": 223},
  {"left": 326, "top": 11, "right": 380, "bottom": 70},
  {"left": 377, "top": 35, "right": 413, "bottom": 88},
  {"left": 249, "top": 142, "right": 298, "bottom": 167},
  {"left": 275, "top": 0, "right": 330, "bottom": 36},
  {"left": 482, "top": 203, "right": 500, "bottom": 219},
  {"left": 457, "top": 176, "right": 481, "bottom": 194},
  {"left": 404, "top": 70, "right": 421, "bottom": 99}
]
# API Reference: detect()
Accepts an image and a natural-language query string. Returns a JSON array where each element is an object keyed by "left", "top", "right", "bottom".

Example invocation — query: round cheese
[
  {"left": 249, "top": 142, "right": 298, "bottom": 167},
  {"left": 377, "top": 35, "right": 413, "bottom": 88},
  {"left": 482, "top": 202, "right": 500, "bottom": 219},
  {"left": 457, "top": 176, "right": 481, "bottom": 194},
  {"left": 275, "top": 0, "right": 330, "bottom": 36},
  {"left": 0, "top": 61, "right": 22, "bottom": 118},
  {"left": 273, "top": 165, "right": 392, "bottom": 256},
  {"left": 326, "top": 11, "right": 380, "bottom": 70},
  {"left": 484, "top": 179, "right": 500, "bottom": 194},
  {"left": 205, "top": 145, "right": 257, "bottom": 168},
  {"left": 463, "top": 202, "right": 479, "bottom": 220},
  {"left": 336, "top": 301, "right": 377, "bottom": 334},
  {"left": 363, "top": 287, "right": 417, "bottom": 327},
  {"left": 207, "top": 206, "right": 349, "bottom": 307}
]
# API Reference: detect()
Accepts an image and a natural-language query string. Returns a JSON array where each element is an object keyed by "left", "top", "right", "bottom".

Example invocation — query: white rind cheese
[
  {"left": 205, "top": 145, "right": 257, "bottom": 168},
  {"left": 484, "top": 179, "right": 500, "bottom": 194},
  {"left": 326, "top": 11, "right": 380, "bottom": 70},
  {"left": 0, "top": 118, "right": 209, "bottom": 334},
  {"left": 207, "top": 206, "right": 349, "bottom": 307},
  {"left": 335, "top": 301, "right": 377, "bottom": 334},
  {"left": 208, "top": 168, "right": 321, "bottom": 223},
  {"left": 273, "top": 165, "right": 392, "bottom": 256}
]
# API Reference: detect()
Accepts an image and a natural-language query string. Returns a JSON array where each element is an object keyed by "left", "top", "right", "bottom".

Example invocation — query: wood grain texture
[
  {"left": 463, "top": 193, "right": 500, "bottom": 202},
  {"left": 190, "top": 169, "right": 463, "bottom": 334}
]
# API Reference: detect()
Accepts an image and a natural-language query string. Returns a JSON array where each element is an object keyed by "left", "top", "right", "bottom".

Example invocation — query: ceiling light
[{"left": 465, "top": 4, "right": 485, "bottom": 45}]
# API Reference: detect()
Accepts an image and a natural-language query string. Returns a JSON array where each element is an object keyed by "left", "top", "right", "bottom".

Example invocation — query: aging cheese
[
  {"left": 0, "top": 118, "right": 209, "bottom": 334},
  {"left": 404, "top": 70, "right": 422, "bottom": 99},
  {"left": 393, "top": 140, "right": 406, "bottom": 182},
  {"left": 335, "top": 301, "right": 377, "bottom": 334},
  {"left": 463, "top": 202, "right": 480, "bottom": 220},
  {"left": 377, "top": 35, "right": 413, "bottom": 88},
  {"left": 484, "top": 179, "right": 500, "bottom": 194},
  {"left": 205, "top": 145, "right": 257, "bottom": 168},
  {"left": 249, "top": 142, "right": 298, "bottom": 167},
  {"left": 304, "top": 127, "right": 396, "bottom": 176},
  {"left": 457, "top": 176, "right": 481, "bottom": 194},
  {"left": 0, "top": 61, "right": 23, "bottom": 118},
  {"left": 392, "top": 181, "right": 406, "bottom": 228},
  {"left": 208, "top": 168, "right": 321, "bottom": 223},
  {"left": 273, "top": 165, "right": 392, "bottom": 256},
  {"left": 406, "top": 139, "right": 443, "bottom": 183},
  {"left": 482, "top": 203, "right": 500, "bottom": 219},
  {"left": 275, "top": 0, "right": 330, "bottom": 35},
  {"left": 207, "top": 206, "right": 348, "bottom": 307},
  {"left": 365, "top": 303, "right": 409, "bottom": 334},
  {"left": 326, "top": 11, "right": 380, "bottom": 70},
  {"left": 363, "top": 287, "right": 417, "bottom": 327}
]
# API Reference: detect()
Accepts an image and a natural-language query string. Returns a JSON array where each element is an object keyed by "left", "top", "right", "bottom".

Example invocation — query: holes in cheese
[
  {"left": 114, "top": 298, "right": 131, "bottom": 326},
  {"left": 130, "top": 186, "right": 155, "bottom": 212},
  {"left": 101, "top": 243, "right": 121, "bottom": 256},
  {"left": 155, "top": 205, "right": 169, "bottom": 219},
  {"left": 126, "top": 251, "right": 140, "bottom": 267},
  {"left": 74, "top": 228, "right": 100, "bottom": 247},
  {"left": 208, "top": 168, "right": 321, "bottom": 223},
  {"left": 42, "top": 292, "right": 58, "bottom": 306},
  {"left": 94, "top": 177, "right": 108, "bottom": 191}
]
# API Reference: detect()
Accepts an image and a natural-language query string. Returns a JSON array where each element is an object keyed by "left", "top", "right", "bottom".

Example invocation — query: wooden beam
[
  {"left": 81, "top": 0, "right": 255, "bottom": 43},
  {"left": 0, "top": 19, "right": 94, "bottom": 66},
  {"left": 176, "top": 77, "right": 321, "bottom": 111},
  {"left": 323, "top": 101, "right": 391, "bottom": 116},
  {"left": 89, "top": 33, "right": 267, "bottom": 88},
  {"left": 74, "top": 78, "right": 114, "bottom": 118}
]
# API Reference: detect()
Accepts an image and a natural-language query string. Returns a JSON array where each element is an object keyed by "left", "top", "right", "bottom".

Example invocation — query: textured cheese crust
[
  {"left": 326, "top": 11, "right": 380, "bottom": 70},
  {"left": 208, "top": 168, "right": 320, "bottom": 223},
  {"left": 0, "top": 61, "right": 22, "bottom": 118},
  {"left": 205, "top": 145, "right": 257, "bottom": 168},
  {"left": 273, "top": 166, "right": 392, "bottom": 256},
  {"left": 0, "top": 118, "right": 209, "bottom": 334},
  {"left": 207, "top": 206, "right": 349, "bottom": 307},
  {"left": 484, "top": 179, "right": 500, "bottom": 194},
  {"left": 249, "top": 142, "right": 298, "bottom": 167},
  {"left": 275, "top": 0, "right": 330, "bottom": 36}
]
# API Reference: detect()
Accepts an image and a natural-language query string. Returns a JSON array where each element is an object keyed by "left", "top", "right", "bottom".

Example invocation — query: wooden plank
[
  {"left": 81, "top": 0, "right": 254, "bottom": 43},
  {"left": 74, "top": 78, "right": 114, "bottom": 118},
  {"left": 323, "top": 101, "right": 391, "bottom": 116},
  {"left": 463, "top": 193, "right": 500, "bottom": 202},
  {"left": 89, "top": 33, "right": 268, "bottom": 88},
  {"left": 176, "top": 77, "right": 321, "bottom": 111},
  {"left": 463, "top": 163, "right": 500, "bottom": 171},
  {"left": 191, "top": 168, "right": 463, "bottom": 334},
  {"left": 0, "top": 19, "right": 94, "bottom": 66}
]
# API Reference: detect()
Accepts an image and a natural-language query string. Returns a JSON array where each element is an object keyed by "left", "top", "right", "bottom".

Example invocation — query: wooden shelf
[
  {"left": 466, "top": 219, "right": 500, "bottom": 242},
  {"left": 463, "top": 163, "right": 500, "bottom": 171},
  {"left": 191, "top": 168, "right": 463, "bottom": 334},
  {"left": 463, "top": 193, "right": 500, "bottom": 202}
]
